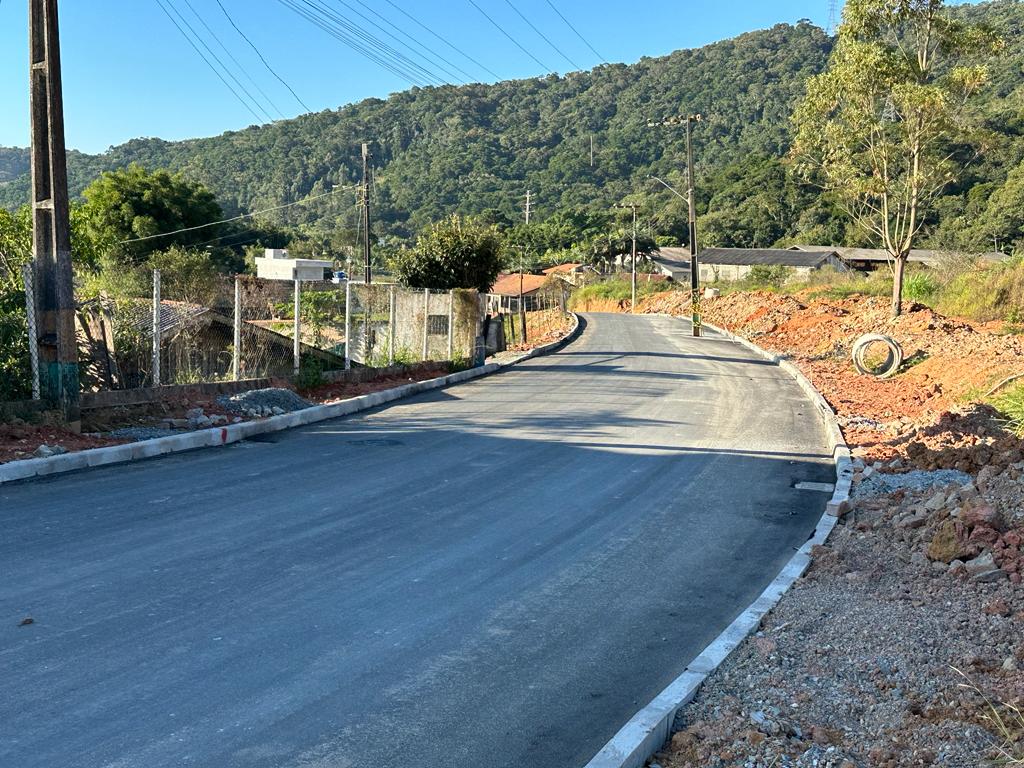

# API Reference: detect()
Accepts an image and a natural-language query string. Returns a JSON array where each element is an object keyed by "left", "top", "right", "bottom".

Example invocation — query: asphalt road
[{"left": 0, "top": 312, "right": 833, "bottom": 768}]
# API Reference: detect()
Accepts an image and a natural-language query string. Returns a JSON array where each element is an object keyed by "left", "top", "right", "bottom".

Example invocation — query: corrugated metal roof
[
  {"left": 697, "top": 248, "right": 837, "bottom": 267},
  {"left": 790, "top": 245, "right": 1010, "bottom": 264}
]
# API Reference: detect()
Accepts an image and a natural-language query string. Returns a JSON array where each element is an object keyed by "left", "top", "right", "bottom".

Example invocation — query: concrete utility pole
[
  {"left": 685, "top": 115, "right": 702, "bottom": 337},
  {"left": 614, "top": 203, "right": 639, "bottom": 313},
  {"left": 524, "top": 189, "right": 532, "bottom": 225},
  {"left": 361, "top": 142, "right": 372, "bottom": 284},
  {"left": 29, "top": 0, "right": 80, "bottom": 428},
  {"left": 648, "top": 113, "right": 704, "bottom": 337}
]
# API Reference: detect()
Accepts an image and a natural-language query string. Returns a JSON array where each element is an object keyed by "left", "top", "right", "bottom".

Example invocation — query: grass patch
[
  {"left": 992, "top": 381, "right": 1024, "bottom": 436},
  {"left": 569, "top": 277, "right": 670, "bottom": 307}
]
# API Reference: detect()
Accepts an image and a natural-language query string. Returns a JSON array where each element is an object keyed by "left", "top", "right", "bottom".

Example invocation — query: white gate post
[
  {"left": 422, "top": 288, "right": 429, "bottom": 361},
  {"left": 21, "top": 264, "right": 40, "bottom": 400},
  {"left": 152, "top": 269, "right": 161, "bottom": 387},
  {"left": 388, "top": 284, "right": 396, "bottom": 366},
  {"left": 233, "top": 276, "right": 241, "bottom": 381},
  {"left": 344, "top": 279, "right": 352, "bottom": 370},
  {"left": 447, "top": 290, "right": 455, "bottom": 361},
  {"left": 293, "top": 278, "right": 301, "bottom": 378}
]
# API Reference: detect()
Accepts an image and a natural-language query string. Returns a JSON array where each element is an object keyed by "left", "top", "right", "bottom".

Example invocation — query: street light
[
  {"left": 648, "top": 175, "right": 687, "bottom": 202},
  {"left": 648, "top": 114, "right": 704, "bottom": 337}
]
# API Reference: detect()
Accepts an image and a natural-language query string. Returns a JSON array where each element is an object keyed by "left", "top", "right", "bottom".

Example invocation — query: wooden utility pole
[
  {"left": 361, "top": 142, "right": 372, "bottom": 284},
  {"left": 29, "top": 0, "right": 80, "bottom": 428}
]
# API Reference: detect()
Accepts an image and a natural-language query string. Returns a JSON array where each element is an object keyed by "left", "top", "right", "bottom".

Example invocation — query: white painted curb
[
  {"left": 582, "top": 318, "right": 851, "bottom": 768},
  {"left": 0, "top": 315, "right": 582, "bottom": 488}
]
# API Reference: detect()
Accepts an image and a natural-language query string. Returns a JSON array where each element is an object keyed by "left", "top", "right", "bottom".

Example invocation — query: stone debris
[
  {"left": 217, "top": 388, "right": 312, "bottom": 418},
  {"left": 32, "top": 444, "right": 68, "bottom": 459}
]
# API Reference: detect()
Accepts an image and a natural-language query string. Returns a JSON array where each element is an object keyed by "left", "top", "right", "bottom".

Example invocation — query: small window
[{"left": 427, "top": 314, "right": 449, "bottom": 335}]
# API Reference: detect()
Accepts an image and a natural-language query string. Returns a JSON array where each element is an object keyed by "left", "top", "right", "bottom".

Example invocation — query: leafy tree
[
  {"left": 77, "top": 164, "right": 223, "bottom": 267},
  {"left": 791, "top": 0, "right": 1002, "bottom": 315},
  {"left": 392, "top": 214, "right": 504, "bottom": 291},
  {"left": 0, "top": 206, "right": 31, "bottom": 290}
]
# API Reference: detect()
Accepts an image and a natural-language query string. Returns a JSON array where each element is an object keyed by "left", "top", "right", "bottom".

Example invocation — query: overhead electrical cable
[
  {"left": 502, "top": 0, "right": 580, "bottom": 70},
  {"left": 381, "top": 0, "right": 501, "bottom": 80},
  {"left": 465, "top": 0, "right": 554, "bottom": 75},
  {"left": 543, "top": 0, "right": 608, "bottom": 64},
  {"left": 305, "top": 0, "right": 449, "bottom": 86},
  {"left": 351, "top": 0, "right": 476, "bottom": 84},
  {"left": 277, "top": 0, "right": 438, "bottom": 86},
  {"left": 214, "top": 0, "right": 313, "bottom": 114},
  {"left": 153, "top": 0, "right": 266, "bottom": 122},
  {"left": 181, "top": 0, "right": 286, "bottom": 119},
  {"left": 119, "top": 183, "right": 360, "bottom": 244}
]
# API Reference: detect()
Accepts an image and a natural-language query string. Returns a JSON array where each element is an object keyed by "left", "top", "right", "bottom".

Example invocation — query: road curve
[{"left": 0, "top": 312, "right": 833, "bottom": 768}]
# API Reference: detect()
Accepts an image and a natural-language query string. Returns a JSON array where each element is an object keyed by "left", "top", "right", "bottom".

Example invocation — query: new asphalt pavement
[{"left": 0, "top": 312, "right": 833, "bottom": 768}]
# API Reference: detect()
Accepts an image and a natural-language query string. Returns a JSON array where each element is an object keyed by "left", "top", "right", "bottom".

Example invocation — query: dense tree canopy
[{"left": 392, "top": 215, "right": 504, "bottom": 291}]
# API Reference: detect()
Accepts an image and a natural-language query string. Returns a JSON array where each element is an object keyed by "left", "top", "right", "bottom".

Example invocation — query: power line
[
  {"left": 181, "top": 0, "right": 286, "bottom": 119},
  {"left": 119, "top": 183, "right": 360, "bottom": 244},
  {"left": 154, "top": 0, "right": 266, "bottom": 122},
  {"left": 334, "top": 0, "right": 464, "bottom": 86},
  {"left": 503, "top": 0, "right": 580, "bottom": 71},
  {"left": 350, "top": 0, "right": 473, "bottom": 85},
  {"left": 157, "top": 0, "right": 274, "bottom": 122},
  {"left": 277, "top": 0, "right": 442, "bottom": 86},
  {"left": 543, "top": 0, "right": 607, "bottom": 64},
  {"left": 381, "top": 0, "right": 502, "bottom": 81},
  {"left": 215, "top": 0, "right": 313, "bottom": 114},
  {"left": 466, "top": 0, "right": 553, "bottom": 75}
]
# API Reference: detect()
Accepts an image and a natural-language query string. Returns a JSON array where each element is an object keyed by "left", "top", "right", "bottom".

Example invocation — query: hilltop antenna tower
[{"left": 827, "top": 0, "right": 839, "bottom": 35}]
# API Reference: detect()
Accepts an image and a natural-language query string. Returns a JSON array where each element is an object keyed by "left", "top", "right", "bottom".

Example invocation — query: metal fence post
[
  {"left": 152, "top": 269, "right": 161, "bottom": 387},
  {"left": 233, "top": 276, "right": 241, "bottom": 381},
  {"left": 388, "top": 284, "right": 396, "bottom": 366},
  {"left": 447, "top": 289, "right": 455, "bottom": 361},
  {"left": 344, "top": 279, "right": 351, "bottom": 370},
  {"left": 293, "top": 278, "right": 301, "bottom": 379},
  {"left": 422, "top": 288, "right": 429, "bottom": 361},
  {"left": 21, "top": 263, "right": 41, "bottom": 400}
]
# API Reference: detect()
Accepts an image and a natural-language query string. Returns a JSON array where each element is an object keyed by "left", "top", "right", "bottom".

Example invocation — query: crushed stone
[
  {"left": 217, "top": 388, "right": 311, "bottom": 417},
  {"left": 852, "top": 468, "right": 973, "bottom": 499}
]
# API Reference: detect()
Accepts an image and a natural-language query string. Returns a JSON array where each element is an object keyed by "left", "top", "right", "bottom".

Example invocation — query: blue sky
[{"left": 0, "top": 0, "right": 836, "bottom": 153}]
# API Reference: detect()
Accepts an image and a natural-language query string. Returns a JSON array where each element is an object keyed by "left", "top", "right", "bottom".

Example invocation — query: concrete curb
[
  {"left": 582, "top": 318, "right": 851, "bottom": 768},
  {"left": 0, "top": 314, "right": 582, "bottom": 487}
]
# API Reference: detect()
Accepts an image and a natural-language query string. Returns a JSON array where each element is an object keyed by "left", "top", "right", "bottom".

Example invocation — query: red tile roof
[{"left": 490, "top": 272, "right": 549, "bottom": 296}]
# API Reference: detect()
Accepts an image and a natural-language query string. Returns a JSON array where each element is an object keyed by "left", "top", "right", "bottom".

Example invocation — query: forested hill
[
  {"left": 0, "top": 20, "right": 832, "bottom": 236},
  {"left": 2, "top": 0, "right": 1024, "bottom": 252}
]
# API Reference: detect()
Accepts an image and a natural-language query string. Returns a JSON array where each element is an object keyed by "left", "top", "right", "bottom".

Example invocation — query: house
[
  {"left": 691, "top": 247, "right": 846, "bottom": 283},
  {"left": 488, "top": 272, "right": 559, "bottom": 312},
  {"left": 788, "top": 245, "right": 1009, "bottom": 271},
  {"left": 541, "top": 262, "right": 584, "bottom": 276},
  {"left": 650, "top": 247, "right": 692, "bottom": 281}
]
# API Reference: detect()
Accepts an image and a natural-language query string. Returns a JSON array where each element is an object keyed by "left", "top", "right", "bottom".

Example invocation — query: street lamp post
[{"left": 648, "top": 113, "right": 704, "bottom": 337}]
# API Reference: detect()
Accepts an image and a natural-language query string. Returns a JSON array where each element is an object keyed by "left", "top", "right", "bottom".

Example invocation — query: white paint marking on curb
[
  {"left": 582, "top": 317, "right": 849, "bottom": 768},
  {"left": 0, "top": 314, "right": 582, "bottom": 487}
]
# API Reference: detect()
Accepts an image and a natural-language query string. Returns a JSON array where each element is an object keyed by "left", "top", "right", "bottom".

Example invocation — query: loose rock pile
[{"left": 217, "top": 388, "right": 312, "bottom": 418}]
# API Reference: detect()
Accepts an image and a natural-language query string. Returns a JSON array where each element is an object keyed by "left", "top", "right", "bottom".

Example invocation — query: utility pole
[
  {"left": 648, "top": 113, "right": 704, "bottom": 337},
  {"left": 524, "top": 188, "right": 532, "bottom": 225},
  {"left": 590, "top": 135, "right": 594, "bottom": 167},
  {"left": 29, "top": 0, "right": 79, "bottom": 428},
  {"left": 685, "top": 116, "right": 701, "bottom": 337},
  {"left": 614, "top": 202, "right": 639, "bottom": 313},
  {"left": 361, "top": 142, "right": 372, "bottom": 284}
]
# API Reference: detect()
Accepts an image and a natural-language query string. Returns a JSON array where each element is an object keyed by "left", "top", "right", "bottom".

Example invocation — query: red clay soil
[
  {"left": 0, "top": 423, "right": 124, "bottom": 465},
  {"left": 300, "top": 363, "right": 452, "bottom": 404},
  {"left": 635, "top": 289, "right": 1024, "bottom": 470}
]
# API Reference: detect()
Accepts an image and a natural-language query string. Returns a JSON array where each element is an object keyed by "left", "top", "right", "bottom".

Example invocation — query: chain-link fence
[{"left": 64, "top": 272, "right": 487, "bottom": 393}]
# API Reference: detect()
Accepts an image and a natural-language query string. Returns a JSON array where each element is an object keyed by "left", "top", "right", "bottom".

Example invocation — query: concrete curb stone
[
  {"left": 0, "top": 316, "right": 581, "bottom": 487},
  {"left": 582, "top": 317, "right": 850, "bottom": 768}
]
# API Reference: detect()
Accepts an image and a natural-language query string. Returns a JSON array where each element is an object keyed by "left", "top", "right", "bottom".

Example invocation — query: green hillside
[{"left": 2, "top": 0, "right": 1024, "bottom": 252}]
